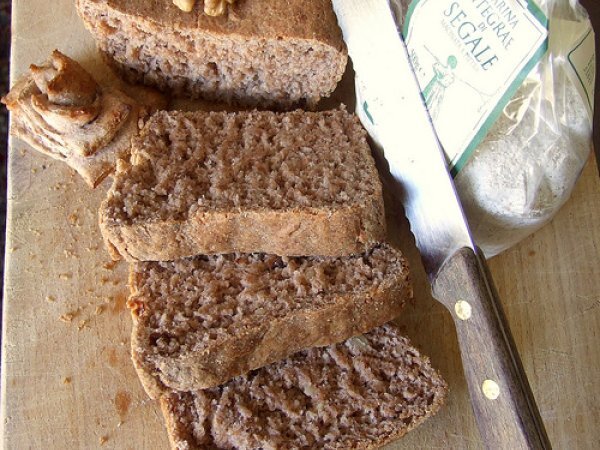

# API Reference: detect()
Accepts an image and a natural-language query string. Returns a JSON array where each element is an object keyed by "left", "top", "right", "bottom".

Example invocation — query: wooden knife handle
[{"left": 432, "top": 247, "right": 551, "bottom": 450}]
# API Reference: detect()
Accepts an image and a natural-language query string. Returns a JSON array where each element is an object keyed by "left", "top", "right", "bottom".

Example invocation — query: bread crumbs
[
  {"left": 63, "top": 377, "right": 71, "bottom": 384},
  {"left": 60, "top": 308, "right": 80, "bottom": 322},
  {"left": 103, "top": 261, "right": 118, "bottom": 270},
  {"left": 59, "top": 313, "right": 75, "bottom": 323},
  {"left": 28, "top": 228, "right": 42, "bottom": 236},
  {"left": 99, "top": 436, "right": 108, "bottom": 446},
  {"left": 68, "top": 213, "right": 80, "bottom": 226}
]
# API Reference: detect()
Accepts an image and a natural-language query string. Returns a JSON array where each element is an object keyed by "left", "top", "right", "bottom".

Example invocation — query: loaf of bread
[
  {"left": 76, "top": 0, "right": 347, "bottom": 108},
  {"left": 128, "top": 244, "right": 411, "bottom": 398},
  {"left": 161, "top": 325, "right": 447, "bottom": 450},
  {"left": 100, "top": 108, "right": 386, "bottom": 261}
]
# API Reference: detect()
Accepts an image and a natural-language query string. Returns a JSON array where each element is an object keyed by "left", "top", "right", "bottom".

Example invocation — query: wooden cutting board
[{"left": 2, "top": 1, "right": 599, "bottom": 449}]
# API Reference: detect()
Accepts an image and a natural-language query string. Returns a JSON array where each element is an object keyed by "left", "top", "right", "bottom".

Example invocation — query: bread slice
[
  {"left": 1, "top": 50, "right": 141, "bottom": 188},
  {"left": 76, "top": 0, "right": 347, "bottom": 109},
  {"left": 161, "top": 325, "right": 447, "bottom": 450},
  {"left": 100, "top": 108, "right": 386, "bottom": 261},
  {"left": 128, "top": 244, "right": 411, "bottom": 398},
  {"left": 1, "top": 50, "right": 167, "bottom": 188}
]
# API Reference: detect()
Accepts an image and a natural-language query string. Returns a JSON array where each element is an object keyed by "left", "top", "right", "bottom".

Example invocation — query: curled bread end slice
[
  {"left": 31, "top": 93, "right": 101, "bottom": 129},
  {"left": 30, "top": 50, "right": 99, "bottom": 107},
  {"left": 0, "top": 50, "right": 160, "bottom": 188}
]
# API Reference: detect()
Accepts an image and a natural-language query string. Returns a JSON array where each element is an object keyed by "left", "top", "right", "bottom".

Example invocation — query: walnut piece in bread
[
  {"left": 77, "top": 0, "right": 346, "bottom": 108},
  {"left": 173, "top": 0, "right": 237, "bottom": 16},
  {"left": 172, "top": 0, "right": 195, "bottom": 12},
  {"left": 204, "top": 0, "right": 236, "bottom": 16},
  {"left": 1, "top": 50, "right": 163, "bottom": 188}
]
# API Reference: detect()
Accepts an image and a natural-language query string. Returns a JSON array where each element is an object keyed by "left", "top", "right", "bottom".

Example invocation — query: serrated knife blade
[
  {"left": 332, "top": 1, "right": 551, "bottom": 449},
  {"left": 337, "top": 2, "right": 474, "bottom": 278}
]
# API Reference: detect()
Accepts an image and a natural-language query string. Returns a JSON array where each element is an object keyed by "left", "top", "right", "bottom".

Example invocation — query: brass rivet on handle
[
  {"left": 482, "top": 379, "right": 500, "bottom": 400},
  {"left": 454, "top": 300, "right": 472, "bottom": 320}
]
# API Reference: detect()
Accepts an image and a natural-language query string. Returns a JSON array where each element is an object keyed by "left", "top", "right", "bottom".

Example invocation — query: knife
[{"left": 332, "top": 1, "right": 552, "bottom": 448}]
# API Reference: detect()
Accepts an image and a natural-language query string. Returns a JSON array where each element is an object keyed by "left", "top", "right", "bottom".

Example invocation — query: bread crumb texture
[
  {"left": 76, "top": 0, "right": 346, "bottom": 107},
  {"left": 130, "top": 245, "right": 403, "bottom": 356},
  {"left": 162, "top": 325, "right": 447, "bottom": 449},
  {"left": 104, "top": 109, "right": 378, "bottom": 224}
]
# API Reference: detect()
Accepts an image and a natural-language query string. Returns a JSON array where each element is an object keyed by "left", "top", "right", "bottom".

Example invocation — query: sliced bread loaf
[
  {"left": 128, "top": 244, "right": 411, "bottom": 398},
  {"left": 76, "top": 0, "right": 347, "bottom": 108},
  {"left": 100, "top": 108, "right": 386, "bottom": 261},
  {"left": 161, "top": 324, "right": 447, "bottom": 450}
]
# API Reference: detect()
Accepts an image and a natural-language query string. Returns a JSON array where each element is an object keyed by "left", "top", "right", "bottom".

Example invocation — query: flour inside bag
[{"left": 357, "top": 0, "right": 595, "bottom": 257}]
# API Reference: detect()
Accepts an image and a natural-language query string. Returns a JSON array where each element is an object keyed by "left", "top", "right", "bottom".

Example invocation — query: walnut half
[
  {"left": 173, "top": 0, "right": 238, "bottom": 16},
  {"left": 173, "top": 0, "right": 196, "bottom": 13}
]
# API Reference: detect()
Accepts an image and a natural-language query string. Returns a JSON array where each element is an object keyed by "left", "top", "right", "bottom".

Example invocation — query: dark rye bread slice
[
  {"left": 161, "top": 325, "right": 447, "bottom": 450},
  {"left": 100, "top": 108, "right": 386, "bottom": 261},
  {"left": 76, "top": 0, "right": 347, "bottom": 109},
  {"left": 128, "top": 244, "right": 411, "bottom": 399}
]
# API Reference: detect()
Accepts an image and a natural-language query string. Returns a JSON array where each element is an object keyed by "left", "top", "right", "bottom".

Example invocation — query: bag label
[
  {"left": 403, "top": 0, "right": 548, "bottom": 175},
  {"left": 565, "top": 22, "right": 595, "bottom": 122}
]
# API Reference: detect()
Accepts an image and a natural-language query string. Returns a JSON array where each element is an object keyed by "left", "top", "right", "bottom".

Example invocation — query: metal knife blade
[
  {"left": 332, "top": 1, "right": 552, "bottom": 448},
  {"left": 333, "top": 0, "right": 473, "bottom": 278}
]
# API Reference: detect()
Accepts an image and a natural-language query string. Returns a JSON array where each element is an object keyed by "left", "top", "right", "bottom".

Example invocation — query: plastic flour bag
[{"left": 357, "top": 0, "right": 596, "bottom": 257}]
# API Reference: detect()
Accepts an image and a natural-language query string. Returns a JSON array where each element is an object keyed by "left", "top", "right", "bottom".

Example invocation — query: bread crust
[
  {"left": 129, "top": 254, "right": 411, "bottom": 399},
  {"left": 101, "top": 203, "right": 386, "bottom": 261},
  {"left": 159, "top": 397, "right": 195, "bottom": 450},
  {"left": 77, "top": 0, "right": 344, "bottom": 48}
]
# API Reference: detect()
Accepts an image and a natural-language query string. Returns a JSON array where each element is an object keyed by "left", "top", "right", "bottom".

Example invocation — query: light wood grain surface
[{"left": 2, "top": 1, "right": 599, "bottom": 449}]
